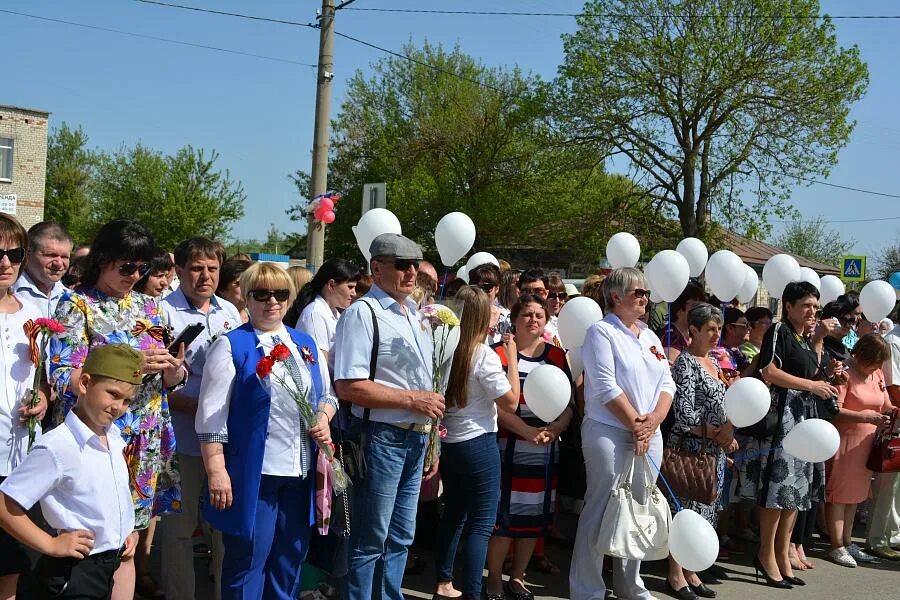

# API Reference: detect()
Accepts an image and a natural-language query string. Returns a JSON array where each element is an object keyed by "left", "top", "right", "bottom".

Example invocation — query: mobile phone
[{"left": 167, "top": 323, "right": 205, "bottom": 353}]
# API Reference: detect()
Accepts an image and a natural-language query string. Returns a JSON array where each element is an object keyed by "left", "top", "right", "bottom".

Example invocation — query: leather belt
[{"left": 386, "top": 422, "right": 432, "bottom": 433}]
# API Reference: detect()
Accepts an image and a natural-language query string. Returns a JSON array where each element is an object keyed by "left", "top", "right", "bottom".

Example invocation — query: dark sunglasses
[
  {"left": 118, "top": 261, "right": 152, "bottom": 277},
  {"left": 478, "top": 282, "right": 497, "bottom": 293},
  {"left": 0, "top": 247, "right": 25, "bottom": 264},
  {"left": 548, "top": 292, "right": 568, "bottom": 301},
  {"left": 388, "top": 258, "right": 419, "bottom": 272},
  {"left": 629, "top": 288, "right": 651, "bottom": 299},
  {"left": 839, "top": 315, "right": 859, "bottom": 326},
  {"left": 249, "top": 289, "right": 291, "bottom": 303}
]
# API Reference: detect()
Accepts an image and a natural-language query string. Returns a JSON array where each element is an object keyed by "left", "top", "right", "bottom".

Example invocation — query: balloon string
[
  {"left": 438, "top": 267, "right": 450, "bottom": 300},
  {"left": 666, "top": 303, "right": 671, "bottom": 351}
]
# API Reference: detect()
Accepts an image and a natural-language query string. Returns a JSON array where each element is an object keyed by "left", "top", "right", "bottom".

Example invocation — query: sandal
[
  {"left": 529, "top": 555, "right": 561, "bottom": 575},
  {"left": 505, "top": 580, "right": 535, "bottom": 600}
]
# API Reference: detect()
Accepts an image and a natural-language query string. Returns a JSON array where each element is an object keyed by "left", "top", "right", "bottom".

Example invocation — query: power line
[
  {"left": 132, "top": 0, "right": 317, "bottom": 28},
  {"left": 340, "top": 6, "right": 900, "bottom": 19},
  {"left": 1, "top": 9, "right": 317, "bottom": 67}
]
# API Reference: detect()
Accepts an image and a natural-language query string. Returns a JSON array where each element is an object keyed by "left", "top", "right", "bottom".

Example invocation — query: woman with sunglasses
[
  {"left": 467, "top": 262, "right": 512, "bottom": 345},
  {"left": 543, "top": 274, "right": 568, "bottom": 348},
  {"left": 570, "top": 268, "right": 675, "bottom": 600},
  {"left": 0, "top": 214, "right": 47, "bottom": 598},
  {"left": 196, "top": 262, "right": 338, "bottom": 600},
  {"left": 48, "top": 219, "right": 185, "bottom": 600}
]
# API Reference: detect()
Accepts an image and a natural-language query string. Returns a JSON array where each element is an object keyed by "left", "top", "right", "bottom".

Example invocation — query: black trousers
[{"left": 31, "top": 548, "right": 122, "bottom": 600}]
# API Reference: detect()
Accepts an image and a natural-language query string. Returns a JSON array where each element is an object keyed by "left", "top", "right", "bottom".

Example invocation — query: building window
[{"left": 0, "top": 138, "right": 12, "bottom": 182}]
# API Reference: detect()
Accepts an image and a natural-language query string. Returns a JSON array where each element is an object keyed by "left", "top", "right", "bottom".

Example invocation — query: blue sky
[{"left": 5, "top": 0, "right": 900, "bottom": 260}]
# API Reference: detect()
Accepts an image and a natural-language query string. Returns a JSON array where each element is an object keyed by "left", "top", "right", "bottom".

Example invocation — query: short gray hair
[
  {"left": 687, "top": 303, "right": 723, "bottom": 330},
  {"left": 601, "top": 267, "right": 646, "bottom": 309},
  {"left": 27, "top": 221, "right": 72, "bottom": 252}
]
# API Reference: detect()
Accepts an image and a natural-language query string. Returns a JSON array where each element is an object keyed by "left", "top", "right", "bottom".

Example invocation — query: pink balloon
[
  {"left": 321, "top": 211, "right": 336, "bottom": 224},
  {"left": 319, "top": 197, "right": 334, "bottom": 212},
  {"left": 313, "top": 206, "right": 327, "bottom": 220}
]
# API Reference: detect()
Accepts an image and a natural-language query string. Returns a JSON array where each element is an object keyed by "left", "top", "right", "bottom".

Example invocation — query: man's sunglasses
[
  {"left": 385, "top": 258, "right": 419, "bottom": 272},
  {"left": 249, "top": 289, "right": 291, "bottom": 303},
  {"left": 629, "top": 288, "right": 651, "bottom": 299},
  {"left": 548, "top": 292, "right": 568, "bottom": 301},
  {"left": 0, "top": 247, "right": 25, "bottom": 264},
  {"left": 118, "top": 261, "right": 152, "bottom": 277}
]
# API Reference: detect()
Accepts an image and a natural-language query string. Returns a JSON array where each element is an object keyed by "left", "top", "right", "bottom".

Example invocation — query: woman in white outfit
[{"left": 570, "top": 267, "right": 676, "bottom": 600}]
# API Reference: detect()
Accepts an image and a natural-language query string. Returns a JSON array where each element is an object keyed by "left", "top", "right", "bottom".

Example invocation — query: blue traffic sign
[{"left": 840, "top": 255, "right": 866, "bottom": 282}]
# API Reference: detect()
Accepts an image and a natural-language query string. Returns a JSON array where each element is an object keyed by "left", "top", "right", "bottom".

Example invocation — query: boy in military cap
[{"left": 0, "top": 344, "right": 143, "bottom": 599}]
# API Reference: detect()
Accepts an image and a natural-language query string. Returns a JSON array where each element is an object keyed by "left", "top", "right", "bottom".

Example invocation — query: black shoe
[
  {"left": 688, "top": 582, "right": 717, "bottom": 598},
  {"left": 665, "top": 580, "right": 699, "bottom": 600},
  {"left": 703, "top": 564, "right": 729, "bottom": 580},
  {"left": 753, "top": 557, "right": 793, "bottom": 589},
  {"left": 783, "top": 575, "right": 806, "bottom": 586}
]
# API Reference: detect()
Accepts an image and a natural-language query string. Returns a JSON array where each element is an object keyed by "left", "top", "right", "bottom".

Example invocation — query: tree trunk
[{"left": 680, "top": 154, "right": 698, "bottom": 238}]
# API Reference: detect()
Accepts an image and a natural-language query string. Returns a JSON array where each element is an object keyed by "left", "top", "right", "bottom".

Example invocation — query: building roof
[
  {"left": 0, "top": 105, "right": 51, "bottom": 117},
  {"left": 723, "top": 230, "right": 840, "bottom": 275}
]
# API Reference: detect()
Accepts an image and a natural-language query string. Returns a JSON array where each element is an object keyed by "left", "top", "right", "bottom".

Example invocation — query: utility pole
[{"left": 305, "top": 0, "right": 337, "bottom": 272}]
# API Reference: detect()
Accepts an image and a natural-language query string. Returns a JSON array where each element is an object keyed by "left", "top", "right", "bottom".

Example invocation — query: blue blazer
[{"left": 203, "top": 323, "right": 323, "bottom": 538}]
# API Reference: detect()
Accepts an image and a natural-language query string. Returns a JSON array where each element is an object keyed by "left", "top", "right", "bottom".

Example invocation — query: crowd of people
[{"left": 0, "top": 214, "right": 898, "bottom": 600}]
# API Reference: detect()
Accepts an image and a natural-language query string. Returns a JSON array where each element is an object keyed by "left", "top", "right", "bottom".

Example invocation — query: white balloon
[
  {"left": 705, "top": 250, "right": 744, "bottom": 301},
  {"left": 456, "top": 265, "right": 468, "bottom": 283},
  {"left": 650, "top": 289, "right": 665, "bottom": 304},
  {"left": 724, "top": 377, "right": 771, "bottom": 427},
  {"left": 522, "top": 364, "right": 572, "bottom": 423},
  {"left": 465, "top": 251, "right": 500, "bottom": 276},
  {"left": 676, "top": 237, "right": 709, "bottom": 278},
  {"left": 819, "top": 275, "right": 846, "bottom": 305},
  {"left": 568, "top": 346, "right": 585, "bottom": 380},
  {"left": 736, "top": 265, "right": 759, "bottom": 304},
  {"left": 669, "top": 509, "right": 720, "bottom": 572},
  {"left": 860, "top": 280, "right": 897, "bottom": 322},
  {"left": 434, "top": 212, "right": 476, "bottom": 267},
  {"left": 645, "top": 250, "right": 690, "bottom": 303},
  {"left": 356, "top": 209, "right": 402, "bottom": 261},
  {"left": 798, "top": 267, "right": 821, "bottom": 291},
  {"left": 557, "top": 297, "right": 604, "bottom": 349},
  {"left": 782, "top": 419, "right": 840, "bottom": 463},
  {"left": 606, "top": 232, "right": 641, "bottom": 269},
  {"left": 762, "top": 254, "right": 801, "bottom": 300}
]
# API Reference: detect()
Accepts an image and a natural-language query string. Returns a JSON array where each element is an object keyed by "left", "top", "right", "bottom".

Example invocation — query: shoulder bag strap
[{"left": 359, "top": 300, "right": 380, "bottom": 450}]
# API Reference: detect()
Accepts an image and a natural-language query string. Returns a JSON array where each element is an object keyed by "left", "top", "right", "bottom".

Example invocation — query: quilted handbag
[
  {"left": 659, "top": 425, "right": 719, "bottom": 505},
  {"left": 867, "top": 408, "right": 900, "bottom": 473},
  {"left": 596, "top": 454, "right": 671, "bottom": 561}
]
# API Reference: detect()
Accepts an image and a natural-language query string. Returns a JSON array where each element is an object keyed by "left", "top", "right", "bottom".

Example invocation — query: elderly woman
[
  {"left": 569, "top": 268, "right": 675, "bottom": 600},
  {"left": 196, "top": 262, "right": 338, "bottom": 600},
  {"left": 666, "top": 304, "right": 737, "bottom": 599},
  {"left": 739, "top": 281, "right": 839, "bottom": 588},
  {"left": 49, "top": 219, "right": 185, "bottom": 599}
]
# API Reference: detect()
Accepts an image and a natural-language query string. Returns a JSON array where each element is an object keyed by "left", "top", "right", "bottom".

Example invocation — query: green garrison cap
[{"left": 82, "top": 344, "right": 143, "bottom": 385}]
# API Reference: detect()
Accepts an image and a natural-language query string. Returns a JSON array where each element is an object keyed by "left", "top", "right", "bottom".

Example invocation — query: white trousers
[
  {"left": 570, "top": 419, "right": 663, "bottom": 600},
  {"left": 866, "top": 471, "right": 900, "bottom": 549}
]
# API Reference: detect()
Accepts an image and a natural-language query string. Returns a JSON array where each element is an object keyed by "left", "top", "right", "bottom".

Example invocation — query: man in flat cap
[{"left": 334, "top": 233, "right": 445, "bottom": 600}]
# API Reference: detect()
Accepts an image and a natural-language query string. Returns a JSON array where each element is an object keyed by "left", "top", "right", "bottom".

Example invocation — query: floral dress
[{"left": 49, "top": 287, "right": 181, "bottom": 530}]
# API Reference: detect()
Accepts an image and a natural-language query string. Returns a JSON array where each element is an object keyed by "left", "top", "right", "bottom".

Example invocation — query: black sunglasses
[
  {"left": 548, "top": 292, "right": 568, "bottom": 301},
  {"left": 249, "top": 289, "right": 291, "bottom": 303},
  {"left": 0, "top": 247, "right": 25, "bottom": 264},
  {"left": 629, "top": 288, "right": 651, "bottom": 299},
  {"left": 386, "top": 258, "right": 419, "bottom": 272},
  {"left": 118, "top": 261, "right": 152, "bottom": 277},
  {"left": 477, "top": 282, "right": 497, "bottom": 293}
]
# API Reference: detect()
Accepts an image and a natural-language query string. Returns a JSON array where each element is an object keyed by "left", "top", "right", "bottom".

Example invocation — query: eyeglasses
[
  {"left": 839, "top": 315, "right": 859, "bottom": 326},
  {"left": 628, "top": 288, "right": 651, "bottom": 299},
  {"left": 0, "top": 247, "right": 25, "bottom": 264},
  {"left": 249, "top": 289, "right": 291, "bottom": 302},
  {"left": 731, "top": 322, "right": 750, "bottom": 329},
  {"left": 382, "top": 258, "right": 419, "bottom": 272},
  {"left": 477, "top": 283, "right": 497, "bottom": 293},
  {"left": 117, "top": 261, "right": 152, "bottom": 277},
  {"left": 523, "top": 287, "right": 548, "bottom": 297},
  {"left": 548, "top": 292, "right": 568, "bottom": 301}
]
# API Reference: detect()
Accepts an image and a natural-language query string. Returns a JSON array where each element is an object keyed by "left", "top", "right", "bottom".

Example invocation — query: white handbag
[{"left": 596, "top": 453, "right": 671, "bottom": 561}]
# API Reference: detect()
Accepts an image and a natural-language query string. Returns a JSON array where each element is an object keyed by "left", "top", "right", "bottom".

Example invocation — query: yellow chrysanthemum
[{"left": 436, "top": 308, "right": 460, "bottom": 327}]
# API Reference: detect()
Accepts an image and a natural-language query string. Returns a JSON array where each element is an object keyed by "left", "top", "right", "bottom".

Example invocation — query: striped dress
[{"left": 493, "top": 343, "right": 573, "bottom": 538}]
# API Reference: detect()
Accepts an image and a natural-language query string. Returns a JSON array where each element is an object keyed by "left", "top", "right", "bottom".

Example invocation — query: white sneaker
[
  {"left": 848, "top": 543, "right": 877, "bottom": 563},
  {"left": 828, "top": 546, "right": 858, "bottom": 567}
]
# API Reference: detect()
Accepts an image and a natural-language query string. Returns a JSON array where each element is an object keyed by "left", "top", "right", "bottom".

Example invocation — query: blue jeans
[
  {"left": 434, "top": 432, "right": 501, "bottom": 598},
  {"left": 347, "top": 421, "right": 427, "bottom": 600}
]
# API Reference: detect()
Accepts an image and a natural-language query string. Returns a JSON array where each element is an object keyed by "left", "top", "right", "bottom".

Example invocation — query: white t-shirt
[{"left": 442, "top": 343, "right": 511, "bottom": 444}]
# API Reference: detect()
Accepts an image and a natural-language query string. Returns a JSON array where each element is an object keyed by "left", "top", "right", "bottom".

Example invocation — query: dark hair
[
  {"left": 511, "top": 292, "right": 549, "bottom": 322},
  {"left": 356, "top": 274, "right": 373, "bottom": 297},
  {"left": 292, "top": 258, "right": 361, "bottom": 314},
  {"left": 79, "top": 219, "right": 157, "bottom": 288},
  {"left": 62, "top": 255, "right": 88, "bottom": 288},
  {"left": 467, "top": 263, "right": 501, "bottom": 287},
  {"left": 723, "top": 306, "right": 746, "bottom": 328},
  {"left": 443, "top": 277, "right": 466, "bottom": 298},
  {"left": 517, "top": 268, "right": 548, "bottom": 290},
  {"left": 0, "top": 214, "right": 28, "bottom": 284},
  {"left": 216, "top": 258, "right": 252, "bottom": 295},
  {"left": 27, "top": 221, "right": 72, "bottom": 251},
  {"left": 782, "top": 281, "right": 820, "bottom": 306},
  {"left": 745, "top": 306, "right": 773, "bottom": 325},
  {"left": 851, "top": 333, "right": 891, "bottom": 366},
  {"left": 672, "top": 279, "right": 707, "bottom": 316},
  {"left": 821, "top": 299, "right": 854, "bottom": 321},
  {"left": 174, "top": 237, "right": 225, "bottom": 267},
  {"left": 837, "top": 292, "right": 860, "bottom": 312},
  {"left": 135, "top": 247, "right": 174, "bottom": 294}
]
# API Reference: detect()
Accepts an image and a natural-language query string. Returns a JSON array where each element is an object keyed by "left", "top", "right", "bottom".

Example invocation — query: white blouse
[{"left": 296, "top": 295, "right": 340, "bottom": 373}]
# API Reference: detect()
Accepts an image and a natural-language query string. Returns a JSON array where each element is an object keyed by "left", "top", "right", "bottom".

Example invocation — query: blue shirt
[
  {"left": 12, "top": 271, "right": 68, "bottom": 318},
  {"left": 334, "top": 284, "right": 433, "bottom": 424}
]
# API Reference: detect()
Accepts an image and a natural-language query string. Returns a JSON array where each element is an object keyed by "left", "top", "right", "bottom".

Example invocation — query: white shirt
[
  {"left": 161, "top": 289, "right": 242, "bottom": 457},
  {"left": 334, "top": 285, "right": 433, "bottom": 424},
  {"left": 882, "top": 325, "right": 900, "bottom": 386},
  {"left": 442, "top": 344, "right": 511, "bottom": 444},
  {"left": 195, "top": 326, "right": 338, "bottom": 477},
  {"left": 0, "top": 297, "right": 43, "bottom": 476},
  {"left": 13, "top": 272, "right": 68, "bottom": 319},
  {"left": 583, "top": 313, "right": 676, "bottom": 431},
  {"left": 0, "top": 411, "right": 135, "bottom": 554},
  {"left": 297, "top": 295, "right": 340, "bottom": 374}
]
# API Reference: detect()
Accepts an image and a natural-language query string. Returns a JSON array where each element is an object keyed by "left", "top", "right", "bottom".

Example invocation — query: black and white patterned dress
[{"left": 666, "top": 352, "right": 728, "bottom": 525}]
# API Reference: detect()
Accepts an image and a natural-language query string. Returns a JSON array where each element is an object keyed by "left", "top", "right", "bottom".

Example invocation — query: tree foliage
[
  {"left": 45, "top": 124, "right": 97, "bottom": 242},
  {"left": 873, "top": 240, "right": 900, "bottom": 280},
  {"left": 770, "top": 215, "right": 854, "bottom": 267},
  {"left": 558, "top": 0, "right": 869, "bottom": 240}
]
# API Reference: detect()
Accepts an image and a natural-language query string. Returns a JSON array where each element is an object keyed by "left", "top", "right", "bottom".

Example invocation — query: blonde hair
[
  {"left": 446, "top": 286, "right": 492, "bottom": 409},
  {"left": 240, "top": 262, "right": 296, "bottom": 306},
  {"left": 287, "top": 266, "right": 313, "bottom": 295}
]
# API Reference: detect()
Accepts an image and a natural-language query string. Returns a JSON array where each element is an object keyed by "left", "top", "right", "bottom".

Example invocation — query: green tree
[
  {"left": 44, "top": 123, "right": 97, "bottom": 242},
  {"left": 873, "top": 240, "right": 900, "bottom": 280},
  {"left": 558, "top": 0, "right": 869, "bottom": 239},
  {"left": 770, "top": 215, "right": 854, "bottom": 267}
]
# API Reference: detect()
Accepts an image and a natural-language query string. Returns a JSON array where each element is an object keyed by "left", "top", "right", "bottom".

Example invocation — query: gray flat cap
[{"left": 370, "top": 233, "right": 423, "bottom": 260}]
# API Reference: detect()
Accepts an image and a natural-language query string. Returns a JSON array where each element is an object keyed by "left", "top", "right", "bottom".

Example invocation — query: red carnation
[
  {"left": 256, "top": 356, "right": 275, "bottom": 378},
  {"left": 270, "top": 344, "right": 291, "bottom": 362},
  {"left": 35, "top": 318, "right": 66, "bottom": 334}
]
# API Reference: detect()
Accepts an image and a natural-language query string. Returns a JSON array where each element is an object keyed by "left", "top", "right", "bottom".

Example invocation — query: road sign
[
  {"left": 361, "top": 183, "right": 386, "bottom": 216},
  {"left": 841, "top": 255, "right": 866, "bottom": 282}
]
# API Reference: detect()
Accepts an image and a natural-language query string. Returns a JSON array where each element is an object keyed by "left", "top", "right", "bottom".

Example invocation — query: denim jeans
[
  {"left": 347, "top": 420, "right": 427, "bottom": 600},
  {"left": 434, "top": 432, "right": 501, "bottom": 598}
]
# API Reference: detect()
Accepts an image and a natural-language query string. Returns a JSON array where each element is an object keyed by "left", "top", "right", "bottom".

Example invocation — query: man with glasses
[
  {"left": 13, "top": 221, "right": 72, "bottom": 317},
  {"left": 334, "top": 233, "right": 444, "bottom": 600},
  {"left": 517, "top": 267, "right": 549, "bottom": 298}
]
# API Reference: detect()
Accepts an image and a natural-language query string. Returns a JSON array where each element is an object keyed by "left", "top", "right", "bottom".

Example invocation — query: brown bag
[
  {"left": 659, "top": 424, "right": 719, "bottom": 505},
  {"left": 867, "top": 408, "right": 900, "bottom": 474}
]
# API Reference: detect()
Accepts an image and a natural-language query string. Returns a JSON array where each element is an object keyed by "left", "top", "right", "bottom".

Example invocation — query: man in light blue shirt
[
  {"left": 334, "top": 233, "right": 444, "bottom": 600},
  {"left": 13, "top": 222, "right": 72, "bottom": 318},
  {"left": 160, "top": 237, "right": 240, "bottom": 600}
]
